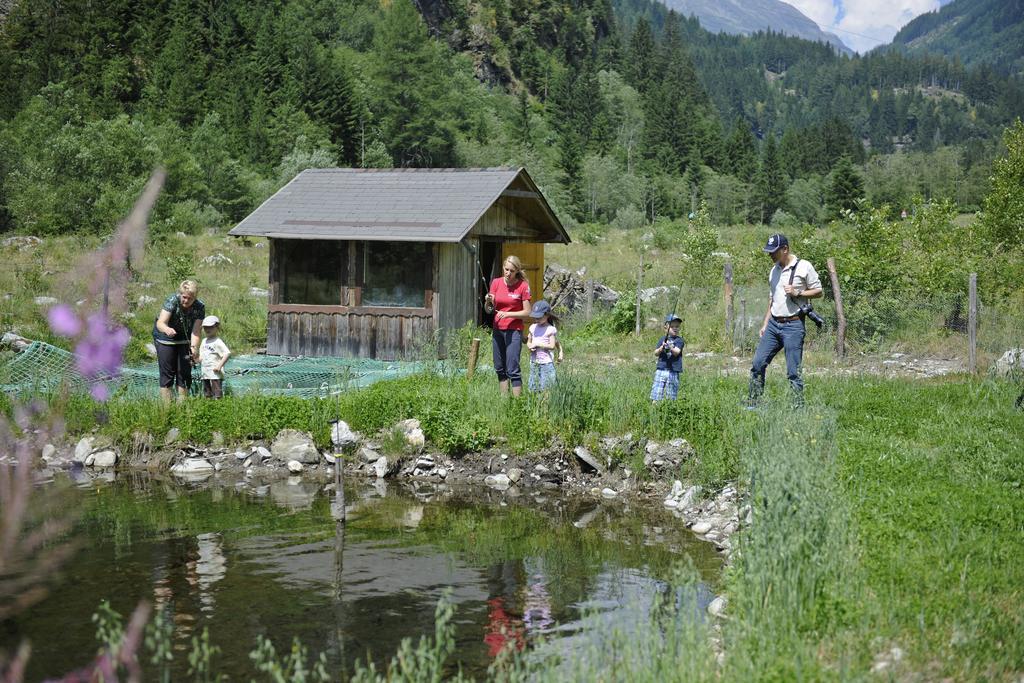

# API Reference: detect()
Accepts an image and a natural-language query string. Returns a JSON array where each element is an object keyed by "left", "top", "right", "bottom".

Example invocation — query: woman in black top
[{"left": 152, "top": 279, "right": 205, "bottom": 402}]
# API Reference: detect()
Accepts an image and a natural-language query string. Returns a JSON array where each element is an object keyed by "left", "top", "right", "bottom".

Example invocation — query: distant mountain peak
[{"left": 661, "top": 0, "right": 853, "bottom": 54}]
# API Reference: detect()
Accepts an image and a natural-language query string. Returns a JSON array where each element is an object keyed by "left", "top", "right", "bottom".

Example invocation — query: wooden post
[
  {"left": 329, "top": 420, "right": 346, "bottom": 523},
  {"left": 635, "top": 250, "right": 644, "bottom": 337},
  {"left": 585, "top": 279, "right": 594, "bottom": 322},
  {"left": 968, "top": 272, "right": 977, "bottom": 374},
  {"left": 827, "top": 258, "right": 846, "bottom": 360},
  {"left": 739, "top": 297, "right": 747, "bottom": 344},
  {"left": 332, "top": 450, "right": 346, "bottom": 522},
  {"left": 724, "top": 263, "right": 734, "bottom": 342},
  {"left": 467, "top": 337, "right": 480, "bottom": 379}
]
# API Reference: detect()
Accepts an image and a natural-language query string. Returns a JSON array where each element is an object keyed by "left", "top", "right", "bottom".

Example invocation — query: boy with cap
[
  {"left": 749, "top": 233, "right": 822, "bottom": 407},
  {"left": 651, "top": 314, "right": 685, "bottom": 402},
  {"left": 199, "top": 315, "right": 231, "bottom": 399}
]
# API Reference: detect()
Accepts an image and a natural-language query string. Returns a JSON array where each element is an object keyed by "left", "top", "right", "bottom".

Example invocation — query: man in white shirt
[{"left": 748, "top": 233, "right": 823, "bottom": 407}]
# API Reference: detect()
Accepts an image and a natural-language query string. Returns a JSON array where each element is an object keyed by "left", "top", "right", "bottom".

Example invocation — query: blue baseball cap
[
  {"left": 763, "top": 233, "right": 789, "bottom": 253},
  {"left": 530, "top": 300, "right": 552, "bottom": 317},
  {"left": 664, "top": 313, "right": 682, "bottom": 324}
]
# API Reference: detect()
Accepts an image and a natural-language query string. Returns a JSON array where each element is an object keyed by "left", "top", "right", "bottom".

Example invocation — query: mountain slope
[
  {"left": 661, "top": 0, "right": 852, "bottom": 54},
  {"left": 887, "top": 0, "right": 1024, "bottom": 74}
]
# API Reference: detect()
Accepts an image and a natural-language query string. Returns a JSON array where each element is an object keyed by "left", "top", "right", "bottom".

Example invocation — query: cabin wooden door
[{"left": 502, "top": 242, "right": 544, "bottom": 303}]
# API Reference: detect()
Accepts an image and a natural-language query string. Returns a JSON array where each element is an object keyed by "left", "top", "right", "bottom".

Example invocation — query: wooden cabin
[{"left": 228, "top": 167, "right": 570, "bottom": 359}]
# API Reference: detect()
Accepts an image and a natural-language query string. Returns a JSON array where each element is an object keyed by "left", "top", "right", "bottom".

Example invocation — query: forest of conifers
[{"left": 1, "top": 0, "right": 1022, "bottom": 234}]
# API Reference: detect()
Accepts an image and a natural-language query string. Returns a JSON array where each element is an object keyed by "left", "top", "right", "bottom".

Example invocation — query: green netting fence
[{"left": 1, "top": 341, "right": 439, "bottom": 399}]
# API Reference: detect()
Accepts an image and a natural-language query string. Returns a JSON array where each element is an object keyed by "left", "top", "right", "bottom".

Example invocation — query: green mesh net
[{"left": 1, "top": 341, "right": 434, "bottom": 398}]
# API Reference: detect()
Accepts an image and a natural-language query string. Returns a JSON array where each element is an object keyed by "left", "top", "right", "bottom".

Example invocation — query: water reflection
[{"left": 3, "top": 472, "right": 722, "bottom": 680}]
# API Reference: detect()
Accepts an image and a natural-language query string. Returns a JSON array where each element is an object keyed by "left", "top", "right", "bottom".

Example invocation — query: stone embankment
[{"left": 26, "top": 418, "right": 747, "bottom": 564}]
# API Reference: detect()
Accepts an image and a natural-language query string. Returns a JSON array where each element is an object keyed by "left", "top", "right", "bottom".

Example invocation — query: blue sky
[{"left": 784, "top": 0, "right": 943, "bottom": 52}]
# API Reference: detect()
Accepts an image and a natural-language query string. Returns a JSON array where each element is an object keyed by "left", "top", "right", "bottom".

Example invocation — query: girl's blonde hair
[
  {"left": 179, "top": 279, "right": 199, "bottom": 296},
  {"left": 503, "top": 255, "right": 524, "bottom": 281}
]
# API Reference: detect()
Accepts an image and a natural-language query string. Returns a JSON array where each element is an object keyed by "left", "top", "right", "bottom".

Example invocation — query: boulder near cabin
[{"left": 229, "top": 167, "right": 569, "bottom": 359}]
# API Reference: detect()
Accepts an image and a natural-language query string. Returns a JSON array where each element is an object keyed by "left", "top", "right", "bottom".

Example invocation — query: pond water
[{"left": 2, "top": 471, "right": 722, "bottom": 679}]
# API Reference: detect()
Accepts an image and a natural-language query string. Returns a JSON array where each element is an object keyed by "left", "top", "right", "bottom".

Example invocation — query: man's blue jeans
[{"left": 749, "top": 317, "right": 805, "bottom": 402}]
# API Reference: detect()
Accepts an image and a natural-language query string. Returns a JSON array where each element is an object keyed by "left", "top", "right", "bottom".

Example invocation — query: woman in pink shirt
[{"left": 484, "top": 255, "right": 532, "bottom": 396}]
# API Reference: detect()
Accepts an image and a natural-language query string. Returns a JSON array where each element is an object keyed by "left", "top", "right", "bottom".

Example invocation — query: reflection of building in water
[{"left": 188, "top": 533, "right": 227, "bottom": 613}]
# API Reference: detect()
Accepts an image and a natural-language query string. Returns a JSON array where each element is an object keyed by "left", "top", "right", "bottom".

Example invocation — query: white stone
[
  {"left": 680, "top": 485, "right": 702, "bottom": 509},
  {"left": 249, "top": 287, "right": 269, "bottom": 297},
  {"left": 356, "top": 446, "right": 379, "bottom": 463},
  {"left": 171, "top": 457, "right": 214, "bottom": 474},
  {"left": 507, "top": 468, "right": 522, "bottom": 483},
  {"left": 373, "top": 456, "right": 389, "bottom": 478},
  {"left": 397, "top": 418, "right": 421, "bottom": 431},
  {"left": 144, "top": 342, "right": 158, "bottom": 358},
  {"left": 331, "top": 420, "right": 360, "bottom": 449},
  {"left": 41, "top": 444, "right": 57, "bottom": 461},
  {"left": 437, "top": 467, "right": 448, "bottom": 479},
  {"left": 669, "top": 480, "right": 684, "bottom": 499},
  {"left": 995, "top": 348, "right": 1024, "bottom": 376},
  {"left": 663, "top": 499, "right": 679, "bottom": 509},
  {"left": 74, "top": 436, "right": 96, "bottom": 462},
  {"left": 287, "top": 460, "right": 304, "bottom": 473},
  {"left": 271, "top": 429, "right": 320, "bottom": 464},
  {"left": 255, "top": 446, "right": 272, "bottom": 461},
  {"left": 485, "top": 474, "right": 510, "bottom": 489},
  {"left": 34, "top": 296, "right": 59, "bottom": 306},
  {"left": 573, "top": 446, "right": 602, "bottom": 473},
  {"left": 707, "top": 596, "right": 727, "bottom": 617},
  {"left": 405, "top": 428, "right": 426, "bottom": 451},
  {"left": 691, "top": 521, "right": 713, "bottom": 535},
  {"left": 243, "top": 457, "right": 252, "bottom": 468},
  {"left": 601, "top": 487, "right": 617, "bottom": 498},
  {"left": 164, "top": 427, "right": 180, "bottom": 445},
  {"left": 534, "top": 464, "right": 550, "bottom": 473}
]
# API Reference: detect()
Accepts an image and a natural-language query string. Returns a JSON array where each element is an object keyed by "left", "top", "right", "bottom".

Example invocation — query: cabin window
[
  {"left": 362, "top": 242, "right": 430, "bottom": 307},
  {"left": 280, "top": 240, "right": 343, "bottom": 305}
]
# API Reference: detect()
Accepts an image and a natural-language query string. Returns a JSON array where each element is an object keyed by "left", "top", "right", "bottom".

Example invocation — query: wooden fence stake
[
  {"left": 635, "top": 250, "right": 644, "bottom": 337},
  {"left": 739, "top": 297, "right": 747, "bottom": 344},
  {"left": 968, "top": 272, "right": 978, "bottom": 374},
  {"left": 724, "top": 262, "right": 734, "bottom": 342},
  {"left": 826, "top": 258, "right": 846, "bottom": 359},
  {"left": 467, "top": 337, "right": 480, "bottom": 379},
  {"left": 585, "top": 279, "right": 594, "bottom": 322}
]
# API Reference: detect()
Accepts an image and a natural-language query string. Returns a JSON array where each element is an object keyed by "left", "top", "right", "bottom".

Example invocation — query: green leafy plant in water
[
  {"left": 92, "top": 599, "right": 124, "bottom": 657},
  {"left": 145, "top": 607, "right": 174, "bottom": 683},
  {"left": 249, "top": 635, "right": 330, "bottom": 683},
  {"left": 350, "top": 591, "right": 466, "bottom": 683},
  {"left": 187, "top": 627, "right": 223, "bottom": 683}
]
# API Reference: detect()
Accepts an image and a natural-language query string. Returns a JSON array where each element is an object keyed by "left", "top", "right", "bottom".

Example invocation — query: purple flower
[
  {"left": 48, "top": 305, "right": 82, "bottom": 337},
  {"left": 73, "top": 312, "right": 130, "bottom": 381},
  {"left": 90, "top": 383, "right": 110, "bottom": 401}
]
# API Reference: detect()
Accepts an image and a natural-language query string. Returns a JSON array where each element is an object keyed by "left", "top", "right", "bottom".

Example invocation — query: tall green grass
[{"left": 722, "top": 405, "right": 869, "bottom": 680}]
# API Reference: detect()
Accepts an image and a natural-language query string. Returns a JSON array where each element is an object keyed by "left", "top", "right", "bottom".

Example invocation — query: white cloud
[
  {"left": 785, "top": 0, "right": 839, "bottom": 30},
  {"left": 786, "top": 0, "right": 941, "bottom": 53}
]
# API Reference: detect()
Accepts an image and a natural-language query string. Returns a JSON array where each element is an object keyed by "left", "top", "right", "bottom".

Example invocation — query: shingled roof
[{"left": 228, "top": 167, "right": 569, "bottom": 243}]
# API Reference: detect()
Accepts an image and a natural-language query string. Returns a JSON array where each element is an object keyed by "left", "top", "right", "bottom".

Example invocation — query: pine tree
[
  {"left": 627, "top": 19, "right": 655, "bottom": 94},
  {"left": 826, "top": 156, "right": 864, "bottom": 219},
  {"left": 513, "top": 88, "right": 531, "bottom": 148},
  {"left": 558, "top": 131, "right": 585, "bottom": 221},
  {"left": 752, "top": 135, "right": 788, "bottom": 224},
  {"left": 725, "top": 117, "right": 758, "bottom": 182}
]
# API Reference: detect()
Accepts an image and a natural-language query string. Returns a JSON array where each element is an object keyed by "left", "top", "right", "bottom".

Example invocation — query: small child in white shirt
[{"left": 198, "top": 315, "right": 230, "bottom": 399}]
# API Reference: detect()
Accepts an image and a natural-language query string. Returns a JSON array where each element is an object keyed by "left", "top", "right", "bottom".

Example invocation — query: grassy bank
[{"left": 6, "top": 357, "right": 1024, "bottom": 678}]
